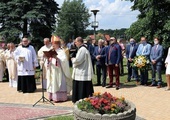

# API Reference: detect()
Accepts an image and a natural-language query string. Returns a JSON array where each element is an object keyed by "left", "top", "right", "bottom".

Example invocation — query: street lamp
[{"left": 91, "top": 9, "right": 99, "bottom": 40}]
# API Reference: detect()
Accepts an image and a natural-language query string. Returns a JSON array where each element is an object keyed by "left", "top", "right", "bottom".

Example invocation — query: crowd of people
[
  {"left": 66, "top": 36, "right": 170, "bottom": 92},
  {"left": 0, "top": 35, "right": 170, "bottom": 104}
]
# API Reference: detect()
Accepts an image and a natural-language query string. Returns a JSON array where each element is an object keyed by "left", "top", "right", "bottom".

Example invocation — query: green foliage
[
  {"left": 0, "top": 0, "right": 60, "bottom": 43},
  {"left": 54, "top": 0, "right": 90, "bottom": 41},
  {"left": 95, "top": 33, "right": 105, "bottom": 41},
  {"left": 126, "top": 0, "right": 170, "bottom": 47}
]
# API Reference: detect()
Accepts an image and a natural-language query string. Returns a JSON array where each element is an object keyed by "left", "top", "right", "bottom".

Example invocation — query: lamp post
[{"left": 91, "top": 9, "right": 99, "bottom": 40}]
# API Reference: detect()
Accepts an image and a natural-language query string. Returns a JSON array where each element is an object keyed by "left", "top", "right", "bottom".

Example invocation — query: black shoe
[
  {"left": 149, "top": 84, "right": 156, "bottom": 87},
  {"left": 102, "top": 83, "right": 106, "bottom": 87},
  {"left": 106, "top": 85, "right": 112, "bottom": 88},
  {"left": 140, "top": 83, "right": 144, "bottom": 85},
  {"left": 116, "top": 86, "right": 120, "bottom": 90},
  {"left": 157, "top": 85, "right": 162, "bottom": 88},
  {"left": 120, "top": 74, "right": 124, "bottom": 76},
  {"left": 93, "top": 83, "right": 101, "bottom": 86}
]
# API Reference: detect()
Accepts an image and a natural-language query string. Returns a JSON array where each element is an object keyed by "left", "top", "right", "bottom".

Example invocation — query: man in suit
[
  {"left": 117, "top": 38, "right": 125, "bottom": 75},
  {"left": 136, "top": 36, "right": 151, "bottom": 85},
  {"left": 105, "top": 37, "right": 121, "bottom": 90},
  {"left": 86, "top": 37, "right": 95, "bottom": 74},
  {"left": 93, "top": 39, "right": 106, "bottom": 87},
  {"left": 125, "top": 38, "right": 139, "bottom": 84},
  {"left": 149, "top": 37, "right": 163, "bottom": 88}
]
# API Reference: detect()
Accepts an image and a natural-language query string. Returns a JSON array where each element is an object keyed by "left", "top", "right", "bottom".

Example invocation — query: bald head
[
  {"left": 75, "top": 37, "right": 84, "bottom": 47},
  {"left": 44, "top": 38, "right": 50, "bottom": 46},
  {"left": 76, "top": 37, "right": 83, "bottom": 43}
]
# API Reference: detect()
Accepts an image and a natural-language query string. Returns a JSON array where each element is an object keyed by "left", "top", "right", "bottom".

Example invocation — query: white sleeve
[{"left": 72, "top": 47, "right": 86, "bottom": 67}]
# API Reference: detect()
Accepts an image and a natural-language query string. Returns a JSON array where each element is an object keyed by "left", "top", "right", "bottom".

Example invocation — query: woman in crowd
[
  {"left": 165, "top": 47, "right": 170, "bottom": 90},
  {"left": 0, "top": 42, "right": 5, "bottom": 82},
  {"left": 5, "top": 43, "right": 17, "bottom": 87}
]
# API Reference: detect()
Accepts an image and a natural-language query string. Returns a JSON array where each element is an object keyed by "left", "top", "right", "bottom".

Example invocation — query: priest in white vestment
[
  {"left": 71, "top": 37, "right": 94, "bottom": 103},
  {"left": 38, "top": 38, "right": 52, "bottom": 89},
  {"left": 46, "top": 36, "right": 72, "bottom": 102},
  {"left": 4, "top": 43, "right": 10, "bottom": 82},
  {"left": 5, "top": 43, "right": 17, "bottom": 87},
  {"left": 0, "top": 43, "right": 5, "bottom": 82},
  {"left": 14, "top": 37, "right": 38, "bottom": 93}
]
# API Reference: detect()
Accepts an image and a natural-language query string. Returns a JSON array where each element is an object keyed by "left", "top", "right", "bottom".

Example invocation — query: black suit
[{"left": 93, "top": 46, "right": 106, "bottom": 86}]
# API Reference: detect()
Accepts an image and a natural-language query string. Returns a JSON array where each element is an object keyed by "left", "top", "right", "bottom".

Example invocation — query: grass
[{"left": 45, "top": 115, "right": 74, "bottom": 120}]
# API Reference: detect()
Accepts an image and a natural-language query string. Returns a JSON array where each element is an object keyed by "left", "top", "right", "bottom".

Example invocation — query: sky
[{"left": 56, "top": 0, "right": 139, "bottom": 30}]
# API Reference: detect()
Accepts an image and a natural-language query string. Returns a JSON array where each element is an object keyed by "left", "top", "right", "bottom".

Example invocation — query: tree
[
  {"left": 126, "top": 0, "right": 170, "bottom": 47},
  {"left": 55, "top": 0, "right": 90, "bottom": 41},
  {"left": 0, "top": 0, "right": 60, "bottom": 43}
]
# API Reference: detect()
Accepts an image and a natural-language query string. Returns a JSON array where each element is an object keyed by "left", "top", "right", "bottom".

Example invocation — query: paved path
[
  {"left": 0, "top": 82, "right": 170, "bottom": 120},
  {"left": 0, "top": 103, "right": 72, "bottom": 120}
]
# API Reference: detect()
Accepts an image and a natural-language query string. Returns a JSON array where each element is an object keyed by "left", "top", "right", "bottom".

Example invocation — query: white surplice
[
  {"left": 38, "top": 44, "right": 52, "bottom": 89},
  {"left": 0, "top": 48, "right": 5, "bottom": 82},
  {"left": 5, "top": 49, "right": 17, "bottom": 87},
  {"left": 46, "top": 48, "right": 72, "bottom": 94},
  {"left": 14, "top": 45, "right": 38, "bottom": 76}
]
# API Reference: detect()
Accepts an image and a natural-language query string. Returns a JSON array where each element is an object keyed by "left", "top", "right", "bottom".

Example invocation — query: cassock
[
  {"left": 0, "top": 48, "right": 5, "bottom": 82},
  {"left": 5, "top": 49, "right": 17, "bottom": 87},
  {"left": 46, "top": 48, "right": 72, "bottom": 102},
  {"left": 37, "top": 44, "right": 52, "bottom": 89},
  {"left": 14, "top": 45, "right": 38, "bottom": 93},
  {"left": 71, "top": 45, "right": 94, "bottom": 103}
]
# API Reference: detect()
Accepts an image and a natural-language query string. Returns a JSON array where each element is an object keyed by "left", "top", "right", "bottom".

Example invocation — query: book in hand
[
  {"left": 19, "top": 56, "right": 25, "bottom": 62},
  {"left": 43, "top": 49, "right": 58, "bottom": 58}
]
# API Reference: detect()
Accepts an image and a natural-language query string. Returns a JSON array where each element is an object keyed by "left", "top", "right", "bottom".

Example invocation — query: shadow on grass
[{"left": 121, "top": 83, "right": 137, "bottom": 89}]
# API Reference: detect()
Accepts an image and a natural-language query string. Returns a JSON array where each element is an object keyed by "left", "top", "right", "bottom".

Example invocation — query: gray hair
[
  {"left": 44, "top": 38, "right": 50, "bottom": 41},
  {"left": 129, "top": 38, "right": 135, "bottom": 41},
  {"left": 98, "top": 39, "right": 103, "bottom": 43}
]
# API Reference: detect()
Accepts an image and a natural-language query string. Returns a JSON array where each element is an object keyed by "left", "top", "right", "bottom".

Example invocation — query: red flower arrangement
[{"left": 77, "top": 92, "right": 127, "bottom": 114}]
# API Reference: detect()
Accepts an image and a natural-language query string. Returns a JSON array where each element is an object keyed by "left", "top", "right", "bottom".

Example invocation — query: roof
[
  {"left": 89, "top": 34, "right": 110, "bottom": 41},
  {"left": 104, "top": 34, "right": 110, "bottom": 41}
]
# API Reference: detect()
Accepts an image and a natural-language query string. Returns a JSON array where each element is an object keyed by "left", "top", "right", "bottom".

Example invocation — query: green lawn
[{"left": 46, "top": 115, "right": 74, "bottom": 120}]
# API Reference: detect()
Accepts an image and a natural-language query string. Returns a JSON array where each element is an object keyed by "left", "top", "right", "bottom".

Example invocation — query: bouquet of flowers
[
  {"left": 133, "top": 55, "right": 149, "bottom": 70},
  {"left": 77, "top": 92, "right": 127, "bottom": 115}
]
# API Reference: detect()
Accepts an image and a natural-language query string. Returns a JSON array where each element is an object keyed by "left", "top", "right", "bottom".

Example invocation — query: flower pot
[{"left": 73, "top": 100, "right": 136, "bottom": 120}]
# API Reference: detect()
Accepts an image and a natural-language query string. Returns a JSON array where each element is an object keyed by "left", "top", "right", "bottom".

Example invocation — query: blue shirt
[{"left": 136, "top": 43, "right": 151, "bottom": 57}]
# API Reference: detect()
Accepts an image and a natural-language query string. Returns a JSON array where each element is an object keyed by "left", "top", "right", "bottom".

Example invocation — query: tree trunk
[{"left": 23, "top": 19, "right": 28, "bottom": 36}]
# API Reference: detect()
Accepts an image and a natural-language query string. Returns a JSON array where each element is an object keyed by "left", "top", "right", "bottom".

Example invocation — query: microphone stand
[{"left": 33, "top": 58, "right": 54, "bottom": 107}]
